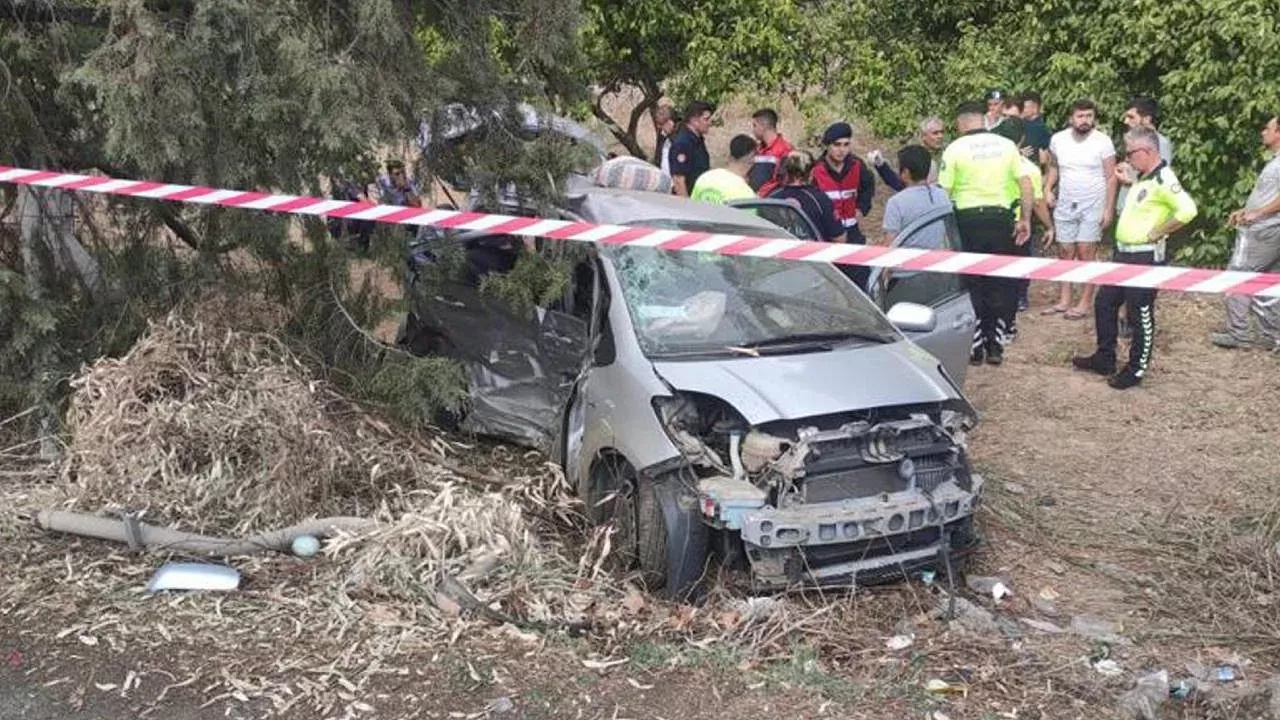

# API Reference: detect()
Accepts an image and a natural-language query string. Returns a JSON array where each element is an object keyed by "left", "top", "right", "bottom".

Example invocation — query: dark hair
[
  {"left": 751, "top": 108, "right": 779, "bottom": 129},
  {"left": 1126, "top": 96, "right": 1160, "bottom": 125},
  {"left": 956, "top": 100, "right": 987, "bottom": 118},
  {"left": 386, "top": 159, "right": 405, "bottom": 171},
  {"left": 1003, "top": 96, "right": 1024, "bottom": 112},
  {"left": 684, "top": 100, "right": 715, "bottom": 121},
  {"left": 897, "top": 145, "right": 932, "bottom": 182},
  {"left": 1020, "top": 91, "right": 1043, "bottom": 106},
  {"left": 782, "top": 151, "right": 812, "bottom": 183},
  {"left": 729, "top": 134, "right": 757, "bottom": 161},
  {"left": 992, "top": 116, "right": 1026, "bottom": 146},
  {"left": 1069, "top": 98, "right": 1097, "bottom": 114}
]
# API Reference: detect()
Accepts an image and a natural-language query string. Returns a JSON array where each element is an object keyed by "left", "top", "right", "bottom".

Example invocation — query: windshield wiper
[{"left": 736, "top": 330, "right": 895, "bottom": 351}]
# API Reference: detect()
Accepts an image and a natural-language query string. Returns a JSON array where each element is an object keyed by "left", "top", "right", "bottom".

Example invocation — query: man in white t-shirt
[{"left": 1043, "top": 98, "right": 1118, "bottom": 319}]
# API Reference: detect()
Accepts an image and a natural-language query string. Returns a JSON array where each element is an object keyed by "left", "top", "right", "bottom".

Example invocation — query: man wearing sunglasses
[{"left": 1072, "top": 127, "right": 1198, "bottom": 389}]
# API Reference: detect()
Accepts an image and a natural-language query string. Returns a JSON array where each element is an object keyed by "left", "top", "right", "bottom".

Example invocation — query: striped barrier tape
[{"left": 2, "top": 164, "right": 1278, "bottom": 297}]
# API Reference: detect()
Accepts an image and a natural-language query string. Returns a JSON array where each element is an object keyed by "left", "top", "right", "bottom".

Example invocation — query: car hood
[{"left": 651, "top": 340, "right": 960, "bottom": 425}]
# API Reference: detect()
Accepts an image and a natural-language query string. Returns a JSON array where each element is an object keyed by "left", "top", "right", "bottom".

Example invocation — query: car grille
[{"left": 802, "top": 453, "right": 956, "bottom": 503}]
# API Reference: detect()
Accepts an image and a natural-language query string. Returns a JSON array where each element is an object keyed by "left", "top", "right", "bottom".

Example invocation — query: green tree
[
  {"left": 0, "top": 0, "right": 584, "bottom": 425},
  {"left": 813, "top": 0, "right": 1280, "bottom": 265},
  {"left": 580, "top": 0, "right": 808, "bottom": 158}
]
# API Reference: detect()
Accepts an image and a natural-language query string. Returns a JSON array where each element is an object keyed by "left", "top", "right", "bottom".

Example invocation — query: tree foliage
[
  {"left": 810, "top": 0, "right": 1280, "bottom": 264},
  {"left": 580, "top": 0, "right": 807, "bottom": 157},
  {"left": 0, "top": 0, "right": 582, "bottom": 423}
]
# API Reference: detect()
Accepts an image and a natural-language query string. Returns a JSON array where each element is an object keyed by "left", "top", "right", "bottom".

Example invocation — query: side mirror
[{"left": 886, "top": 302, "right": 937, "bottom": 333}]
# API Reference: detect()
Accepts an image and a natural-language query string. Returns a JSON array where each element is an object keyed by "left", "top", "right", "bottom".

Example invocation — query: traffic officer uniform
[
  {"left": 668, "top": 125, "right": 711, "bottom": 193},
  {"left": 1074, "top": 162, "right": 1198, "bottom": 388},
  {"left": 938, "top": 129, "right": 1026, "bottom": 364}
]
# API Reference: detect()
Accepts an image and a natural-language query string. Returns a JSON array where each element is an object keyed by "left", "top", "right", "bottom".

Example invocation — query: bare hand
[
  {"left": 1045, "top": 189, "right": 1056, "bottom": 210},
  {"left": 1014, "top": 220, "right": 1030, "bottom": 246},
  {"left": 1114, "top": 162, "right": 1135, "bottom": 185},
  {"left": 1041, "top": 227, "right": 1056, "bottom": 248},
  {"left": 1100, "top": 208, "right": 1114, "bottom": 231},
  {"left": 1020, "top": 145, "right": 1035, "bottom": 158},
  {"left": 1228, "top": 210, "right": 1245, "bottom": 227}
]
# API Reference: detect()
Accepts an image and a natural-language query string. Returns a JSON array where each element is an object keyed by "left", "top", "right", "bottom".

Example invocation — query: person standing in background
[
  {"left": 811, "top": 121, "right": 876, "bottom": 289},
  {"left": 1042, "top": 99, "right": 1117, "bottom": 319},
  {"left": 869, "top": 117, "right": 945, "bottom": 191},
  {"left": 691, "top": 135, "right": 758, "bottom": 204},
  {"left": 1072, "top": 127, "right": 1197, "bottom": 389},
  {"left": 769, "top": 152, "right": 847, "bottom": 244},
  {"left": 984, "top": 89, "right": 1008, "bottom": 130},
  {"left": 747, "top": 108, "right": 793, "bottom": 196},
  {"left": 1020, "top": 91, "right": 1053, "bottom": 167},
  {"left": 1116, "top": 96, "right": 1174, "bottom": 212},
  {"left": 938, "top": 101, "right": 1033, "bottom": 366},
  {"left": 1211, "top": 114, "right": 1280, "bottom": 351},
  {"left": 668, "top": 101, "right": 714, "bottom": 197},
  {"left": 652, "top": 106, "right": 679, "bottom": 177}
]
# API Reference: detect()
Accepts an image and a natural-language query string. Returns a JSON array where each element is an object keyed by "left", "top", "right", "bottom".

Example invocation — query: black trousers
[
  {"left": 955, "top": 207, "right": 1017, "bottom": 349},
  {"left": 837, "top": 224, "right": 870, "bottom": 292},
  {"left": 1095, "top": 250, "right": 1158, "bottom": 374}
]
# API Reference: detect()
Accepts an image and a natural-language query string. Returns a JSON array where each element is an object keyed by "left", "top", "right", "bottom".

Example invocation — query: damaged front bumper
[{"left": 735, "top": 475, "right": 983, "bottom": 588}]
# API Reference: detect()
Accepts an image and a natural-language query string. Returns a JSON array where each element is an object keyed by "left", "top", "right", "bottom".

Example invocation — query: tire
[{"left": 635, "top": 475, "right": 669, "bottom": 591}]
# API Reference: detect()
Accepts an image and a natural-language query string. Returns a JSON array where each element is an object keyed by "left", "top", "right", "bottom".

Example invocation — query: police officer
[
  {"left": 669, "top": 100, "right": 714, "bottom": 196},
  {"left": 1072, "top": 127, "right": 1198, "bottom": 389},
  {"left": 938, "top": 101, "right": 1033, "bottom": 366}
]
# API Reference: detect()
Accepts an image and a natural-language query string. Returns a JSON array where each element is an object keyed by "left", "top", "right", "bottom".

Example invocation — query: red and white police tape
[{"left": 3, "top": 164, "right": 1278, "bottom": 297}]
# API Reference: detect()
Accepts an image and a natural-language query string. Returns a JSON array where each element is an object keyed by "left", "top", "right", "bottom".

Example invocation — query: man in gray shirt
[{"left": 1212, "top": 114, "right": 1280, "bottom": 351}]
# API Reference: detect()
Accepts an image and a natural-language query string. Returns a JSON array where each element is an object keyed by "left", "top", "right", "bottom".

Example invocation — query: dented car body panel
[
  {"left": 401, "top": 183, "right": 984, "bottom": 592},
  {"left": 650, "top": 342, "right": 959, "bottom": 425}
]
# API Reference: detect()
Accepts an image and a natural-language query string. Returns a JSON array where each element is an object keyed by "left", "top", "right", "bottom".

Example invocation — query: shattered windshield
[{"left": 604, "top": 246, "right": 897, "bottom": 358}]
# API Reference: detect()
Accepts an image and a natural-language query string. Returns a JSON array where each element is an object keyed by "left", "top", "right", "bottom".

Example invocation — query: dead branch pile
[{"left": 54, "top": 314, "right": 616, "bottom": 627}]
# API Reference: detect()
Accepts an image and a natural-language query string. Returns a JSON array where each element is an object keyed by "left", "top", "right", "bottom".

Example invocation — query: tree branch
[
  {"left": 589, "top": 87, "right": 647, "bottom": 158},
  {"left": 156, "top": 204, "right": 205, "bottom": 251}
]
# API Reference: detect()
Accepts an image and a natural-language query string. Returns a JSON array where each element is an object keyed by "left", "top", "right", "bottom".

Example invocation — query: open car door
[
  {"left": 727, "top": 198, "right": 823, "bottom": 241},
  {"left": 866, "top": 205, "right": 976, "bottom": 387}
]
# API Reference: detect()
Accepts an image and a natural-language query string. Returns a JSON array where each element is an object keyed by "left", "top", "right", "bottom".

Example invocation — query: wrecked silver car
[{"left": 398, "top": 181, "right": 983, "bottom": 598}]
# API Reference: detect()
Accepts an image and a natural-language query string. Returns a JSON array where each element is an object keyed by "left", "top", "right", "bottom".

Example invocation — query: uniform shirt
[
  {"left": 747, "top": 134, "right": 793, "bottom": 196},
  {"left": 937, "top": 130, "right": 1024, "bottom": 210},
  {"left": 690, "top": 168, "right": 755, "bottom": 204},
  {"left": 810, "top": 155, "right": 875, "bottom": 226},
  {"left": 1007, "top": 157, "right": 1044, "bottom": 220},
  {"left": 1115, "top": 163, "right": 1198, "bottom": 248},
  {"left": 1118, "top": 132, "right": 1175, "bottom": 211},
  {"left": 668, "top": 126, "right": 711, "bottom": 190},
  {"left": 1244, "top": 153, "right": 1280, "bottom": 234},
  {"left": 768, "top": 184, "right": 846, "bottom": 242},
  {"left": 1049, "top": 129, "right": 1116, "bottom": 206}
]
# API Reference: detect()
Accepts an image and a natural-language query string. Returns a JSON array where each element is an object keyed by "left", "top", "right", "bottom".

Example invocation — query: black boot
[
  {"left": 1107, "top": 367, "right": 1142, "bottom": 389},
  {"left": 985, "top": 340, "right": 1004, "bottom": 366},
  {"left": 1071, "top": 353, "right": 1115, "bottom": 376},
  {"left": 970, "top": 346, "right": 985, "bottom": 366}
]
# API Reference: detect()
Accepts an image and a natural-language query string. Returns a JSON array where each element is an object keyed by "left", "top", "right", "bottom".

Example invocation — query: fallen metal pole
[{"left": 34, "top": 510, "right": 376, "bottom": 556}]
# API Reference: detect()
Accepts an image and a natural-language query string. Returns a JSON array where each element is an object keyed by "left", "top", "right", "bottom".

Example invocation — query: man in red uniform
[
  {"left": 810, "top": 122, "right": 876, "bottom": 289},
  {"left": 748, "top": 108, "right": 793, "bottom": 197}
]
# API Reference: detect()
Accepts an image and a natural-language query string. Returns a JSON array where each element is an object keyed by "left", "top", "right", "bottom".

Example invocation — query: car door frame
[
  {"left": 865, "top": 204, "right": 977, "bottom": 385},
  {"left": 726, "top": 197, "right": 824, "bottom": 241}
]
